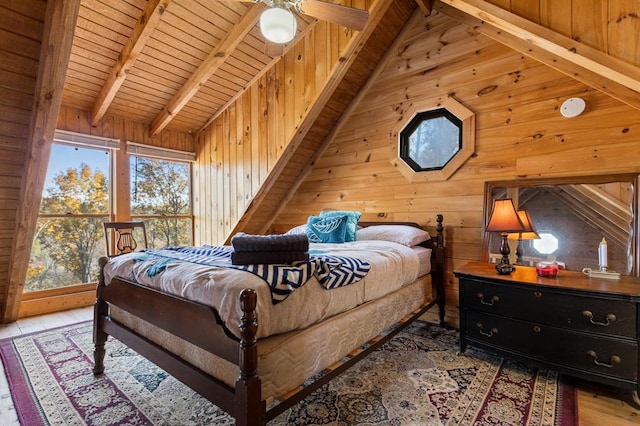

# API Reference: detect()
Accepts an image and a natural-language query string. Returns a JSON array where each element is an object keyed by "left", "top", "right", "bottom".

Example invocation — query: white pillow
[
  {"left": 285, "top": 224, "right": 307, "bottom": 235},
  {"left": 356, "top": 225, "right": 431, "bottom": 247}
]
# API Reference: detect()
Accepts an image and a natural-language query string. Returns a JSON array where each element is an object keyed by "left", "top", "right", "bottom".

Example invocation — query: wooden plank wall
[
  {"left": 269, "top": 10, "right": 640, "bottom": 327},
  {"left": 56, "top": 105, "right": 194, "bottom": 152},
  {"left": 192, "top": 3, "right": 372, "bottom": 245},
  {"left": 0, "top": 0, "right": 47, "bottom": 321},
  {"left": 489, "top": 0, "right": 640, "bottom": 67}
]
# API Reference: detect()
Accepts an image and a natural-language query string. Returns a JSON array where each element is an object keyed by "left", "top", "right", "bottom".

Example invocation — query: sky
[{"left": 45, "top": 144, "right": 109, "bottom": 189}]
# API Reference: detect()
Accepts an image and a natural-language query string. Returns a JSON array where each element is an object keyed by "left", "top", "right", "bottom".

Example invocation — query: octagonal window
[
  {"left": 533, "top": 232, "right": 559, "bottom": 254},
  {"left": 400, "top": 108, "right": 462, "bottom": 172},
  {"left": 392, "top": 97, "right": 475, "bottom": 182}
]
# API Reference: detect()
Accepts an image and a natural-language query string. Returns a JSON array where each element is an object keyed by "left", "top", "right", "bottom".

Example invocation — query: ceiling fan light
[{"left": 259, "top": 7, "right": 297, "bottom": 44}]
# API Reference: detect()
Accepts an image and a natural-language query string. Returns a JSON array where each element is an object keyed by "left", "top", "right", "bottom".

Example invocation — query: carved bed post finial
[
  {"left": 93, "top": 256, "right": 109, "bottom": 375},
  {"left": 235, "top": 288, "right": 264, "bottom": 426}
]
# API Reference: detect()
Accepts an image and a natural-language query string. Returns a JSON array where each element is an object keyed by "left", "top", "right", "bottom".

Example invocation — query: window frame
[
  {"left": 399, "top": 108, "right": 463, "bottom": 172},
  {"left": 23, "top": 134, "right": 195, "bottom": 315},
  {"left": 392, "top": 97, "right": 476, "bottom": 182},
  {"left": 127, "top": 145, "right": 195, "bottom": 248},
  {"left": 25, "top": 139, "right": 119, "bottom": 296}
]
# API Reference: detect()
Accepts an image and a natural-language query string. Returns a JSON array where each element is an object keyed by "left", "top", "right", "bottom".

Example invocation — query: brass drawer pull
[
  {"left": 476, "top": 323, "right": 498, "bottom": 337},
  {"left": 533, "top": 291, "right": 542, "bottom": 298},
  {"left": 582, "top": 310, "right": 617, "bottom": 326},
  {"left": 533, "top": 325, "right": 541, "bottom": 333},
  {"left": 477, "top": 292, "right": 499, "bottom": 306},
  {"left": 587, "top": 350, "right": 621, "bottom": 368}
]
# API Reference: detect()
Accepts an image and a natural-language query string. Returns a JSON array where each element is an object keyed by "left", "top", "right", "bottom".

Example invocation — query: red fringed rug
[{"left": 0, "top": 321, "right": 577, "bottom": 425}]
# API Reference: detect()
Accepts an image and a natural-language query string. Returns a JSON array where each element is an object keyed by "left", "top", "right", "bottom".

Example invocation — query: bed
[{"left": 93, "top": 215, "right": 445, "bottom": 426}]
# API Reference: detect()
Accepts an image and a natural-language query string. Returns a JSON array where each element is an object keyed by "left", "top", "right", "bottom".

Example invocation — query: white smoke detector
[{"left": 560, "top": 97, "right": 586, "bottom": 118}]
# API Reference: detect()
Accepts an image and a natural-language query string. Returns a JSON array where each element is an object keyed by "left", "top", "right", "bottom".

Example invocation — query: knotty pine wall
[
  {"left": 56, "top": 105, "right": 194, "bottom": 152},
  {"left": 486, "top": 0, "right": 640, "bottom": 67},
  {"left": 192, "top": 8, "right": 372, "bottom": 245},
  {"left": 0, "top": 0, "right": 47, "bottom": 321},
  {"left": 270, "top": 11, "right": 640, "bottom": 327}
]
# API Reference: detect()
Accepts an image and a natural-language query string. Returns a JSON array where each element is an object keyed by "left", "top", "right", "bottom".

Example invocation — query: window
[
  {"left": 27, "top": 143, "right": 111, "bottom": 292},
  {"left": 26, "top": 134, "right": 194, "bottom": 297},
  {"left": 400, "top": 109, "right": 462, "bottom": 172},
  {"left": 533, "top": 232, "right": 559, "bottom": 254},
  {"left": 392, "top": 97, "right": 475, "bottom": 182},
  {"left": 130, "top": 156, "right": 193, "bottom": 248}
]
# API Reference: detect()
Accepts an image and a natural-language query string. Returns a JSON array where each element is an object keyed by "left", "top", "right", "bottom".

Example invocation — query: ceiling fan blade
[{"left": 300, "top": 0, "right": 369, "bottom": 31}]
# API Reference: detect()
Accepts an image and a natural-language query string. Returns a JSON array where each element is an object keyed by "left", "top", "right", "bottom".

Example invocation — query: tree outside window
[
  {"left": 27, "top": 145, "right": 194, "bottom": 293},
  {"left": 27, "top": 145, "right": 110, "bottom": 291},
  {"left": 130, "top": 156, "right": 192, "bottom": 248}
]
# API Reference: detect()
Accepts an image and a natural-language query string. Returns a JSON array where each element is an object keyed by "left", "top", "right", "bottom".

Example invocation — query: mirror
[{"left": 482, "top": 174, "right": 639, "bottom": 276}]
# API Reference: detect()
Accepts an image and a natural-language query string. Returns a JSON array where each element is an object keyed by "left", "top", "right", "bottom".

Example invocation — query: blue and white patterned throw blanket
[{"left": 134, "top": 245, "right": 370, "bottom": 304}]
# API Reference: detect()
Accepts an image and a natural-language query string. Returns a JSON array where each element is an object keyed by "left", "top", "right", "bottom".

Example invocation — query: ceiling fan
[{"left": 227, "top": 0, "right": 369, "bottom": 44}]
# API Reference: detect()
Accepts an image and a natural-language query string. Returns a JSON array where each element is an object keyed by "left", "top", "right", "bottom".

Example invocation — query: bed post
[
  {"left": 435, "top": 214, "right": 446, "bottom": 326},
  {"left": 93, "top": 256, "right": 109, "bottom": 375},
  {"left": 235, "top": 288, "right": 264, "bottom": 426}
]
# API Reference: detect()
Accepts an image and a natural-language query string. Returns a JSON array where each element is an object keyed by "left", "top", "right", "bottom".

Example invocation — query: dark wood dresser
[{"left": 455, "top": 261, "right": 640, "bottom": 400}]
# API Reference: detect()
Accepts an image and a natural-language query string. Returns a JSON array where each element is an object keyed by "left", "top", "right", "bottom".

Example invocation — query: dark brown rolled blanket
[{"left": 231, "top": 232, "right": 309, "bottom": 253}]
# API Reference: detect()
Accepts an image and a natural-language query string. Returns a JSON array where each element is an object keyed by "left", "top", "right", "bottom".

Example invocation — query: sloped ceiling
[
  {"left": 60, "top": 0, "right": 640, "bottom": 140},
  {"left": 500, "top": 185, "right": 633, "bottom": 247},
  {"left": 63, "top": 0, "right": 370, "bottom": 135}
]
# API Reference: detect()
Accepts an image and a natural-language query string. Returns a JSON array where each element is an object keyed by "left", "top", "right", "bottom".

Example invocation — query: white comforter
[{"left": 103, "top": 240, "right": 424, "bottom": 339}]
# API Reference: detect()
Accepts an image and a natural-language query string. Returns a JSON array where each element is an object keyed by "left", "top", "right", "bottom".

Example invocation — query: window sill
[{"left": 19, "top": 283, "right": 96, "bottom": 319}]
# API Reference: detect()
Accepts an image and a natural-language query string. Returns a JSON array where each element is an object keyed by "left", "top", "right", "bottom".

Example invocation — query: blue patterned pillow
[
  {"left": 306, "top": 215, "right": 348, "bottom": 243},
  {"left": 320, "top": 210, "right": 361, "bottom": 242}
]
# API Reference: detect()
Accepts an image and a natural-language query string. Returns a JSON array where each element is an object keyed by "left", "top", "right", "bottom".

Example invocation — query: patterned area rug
[{"left": 0, "top": 320, "right": 576, "bottom": 425}]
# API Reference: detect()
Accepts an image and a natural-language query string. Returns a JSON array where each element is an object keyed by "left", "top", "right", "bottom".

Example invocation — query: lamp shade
[
  {"left": 259, "top": 7, "right": 297, "bottom": 44},
  {"left": 507, "top": 210, "right": 540, "bottom": 240},
  {"left": 486, "top": 199, "right": 526, "bottom": 233}
]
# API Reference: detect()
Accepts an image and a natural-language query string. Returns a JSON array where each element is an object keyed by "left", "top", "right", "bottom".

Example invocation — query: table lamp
[
  {"left": 486, "top": 198, "right": 526, "bottom": 274},
  {"left": 507, "top": 209, "right": 540, "bottom": 265}
]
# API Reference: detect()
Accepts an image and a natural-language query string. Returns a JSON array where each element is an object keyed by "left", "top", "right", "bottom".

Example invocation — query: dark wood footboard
[{"left": 93, "top": 215, "right": 446, "bottom": 426}]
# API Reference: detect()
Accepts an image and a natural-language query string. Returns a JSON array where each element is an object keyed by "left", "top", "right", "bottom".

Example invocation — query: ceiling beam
[
  {"left": 301, "top": 0, "right": 368, "bottom": 30},
  {"left": 434, "top": 0, "right": 640, "bottom": 112},
  {"left": 5, "top": 0, "right": 81, "bottom": 322},
  {"left": 149, "top": 4, "right": 264, "bottom": 136},
  {"left": 414, "top": 0, "right": 433, "bottom": 15},
  {"left": 90, "top": 0, "right": 170, "bottom": 126}
]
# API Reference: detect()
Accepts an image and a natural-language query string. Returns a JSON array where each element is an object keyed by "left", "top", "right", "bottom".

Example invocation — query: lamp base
[
  {"left": 495, "top": 262, "right": 515, "bottom": 275},
  {"left": 494, "top": 232, "right": 515, "bottom": 274}
]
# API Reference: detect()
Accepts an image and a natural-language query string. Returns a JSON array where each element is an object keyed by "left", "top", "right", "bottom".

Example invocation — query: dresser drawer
[
  {"left": 460, "top": 278, "right": 637, "bottom": 339},
  {"left": 466, "top": 310, "right": 638, "bottom": 382}
]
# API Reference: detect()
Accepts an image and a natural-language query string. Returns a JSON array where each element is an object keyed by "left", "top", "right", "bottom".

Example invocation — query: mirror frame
[{"left": 482, "top": 173, "right": 640, "bottom": 276}]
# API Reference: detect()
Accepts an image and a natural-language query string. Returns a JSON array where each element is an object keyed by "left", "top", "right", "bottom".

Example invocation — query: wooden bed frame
[{"left": 93, "top": 215, "right": 445, "bottom": 425}]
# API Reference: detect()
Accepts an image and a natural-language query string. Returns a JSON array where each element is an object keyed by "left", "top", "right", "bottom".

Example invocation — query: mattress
[
  {"left": 108, "top": 274, "right": 432, "bottom": 402},
  {"left": 103, "top": 240, "right": 430, "bottom": 339}
]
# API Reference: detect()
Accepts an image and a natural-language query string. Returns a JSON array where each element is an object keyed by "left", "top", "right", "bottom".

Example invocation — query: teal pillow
[
  {"left": 320, "top": 210, "right": 361, "bottom": 242},
  {"left": 306, "top": 215, "right": 348, "bottom": 243}
]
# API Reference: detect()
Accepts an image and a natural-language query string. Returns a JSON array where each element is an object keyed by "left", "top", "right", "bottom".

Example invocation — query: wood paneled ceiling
[
  {"left": 62, "top": 0, "right": 396, "bottom": 136},
  {"left": 62, "top": 0, "right": 640, "bottom": 141}
]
